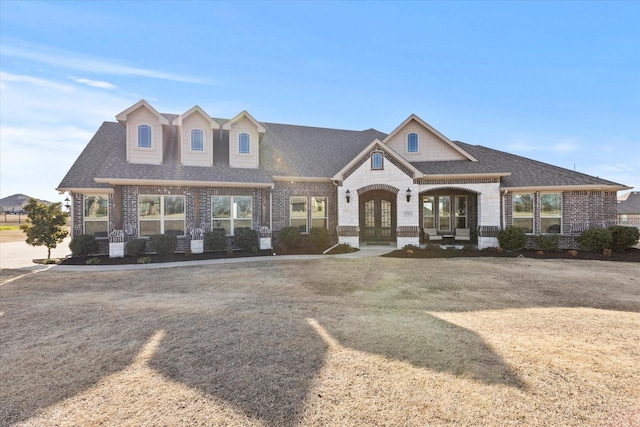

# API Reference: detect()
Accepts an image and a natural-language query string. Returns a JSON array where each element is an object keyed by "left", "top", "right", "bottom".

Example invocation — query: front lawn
[{"left": 1, "top": 257, "right": 639, "bottom": 426}]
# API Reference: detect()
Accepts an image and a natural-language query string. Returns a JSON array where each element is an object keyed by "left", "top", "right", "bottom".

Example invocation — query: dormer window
[
  {"left": 138, "top": 124, "right": 152, "bottom": 148},
  {"left": 371, "top": 152, "right": 384, "bottom": 170},
  {"left": 407, "top": 133, "right": 418, "bottom": 153},
  {"left": 191, "top": 129, "right": 203, "bottom": 151},
  {"left": 239, "top": 133, "right": 250, "bottom": 154}
]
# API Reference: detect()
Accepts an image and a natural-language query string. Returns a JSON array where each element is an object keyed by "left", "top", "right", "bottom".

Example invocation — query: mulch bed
[
  {"left": 58, "top": 250, "right": 274, "bottom": 266},
  {"left": 382, "top": 246, "right": 640, "bottom": 262}
]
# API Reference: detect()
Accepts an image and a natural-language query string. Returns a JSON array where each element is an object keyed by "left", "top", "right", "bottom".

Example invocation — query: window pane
[
  {"left": 235, "top": 197, "right": 252, "bottom": 219},
  {"left": 455, "top": 196, "right": 467, "bottom": 229},
  {"left": 312, "top": 218, "right": 327, "bottom": 228},
  {"left": 213, "top": 219, "right": 231, "bottom": 235},
  {"left": 164, "top": 220, "right": 185, "bottom": 236},
  {"left": 191, "top": 129, "right": 203, "bottom": 151},
  {"left": 140, "top": 221, "right": 161, "bottom": 237},
  {"left": 85, "top": 196, "right": 108, "bottom": 218},
  {"left": 139, "top": 196, "right": 160, "bottom": 219},
  {"left": 85, "top": 220, "right": 108, "bottom": 238},
  {"left": 239, "top": 133, "right": 250, "bottom": 154},
  {"left": 513, "top": 218, "right": 533, "bottom": 233},
  {"left": 290, "top": 196, "right": 307, "bottom": 232},
  {"left": 407, "top": 133, "right": 418, "bottom": 152},
  {"left": 541, "top": 194, "right": 561, "bottom": 216},
  {"left": 371, "top": 152, "right": 383, "bottom": 169},
  {"left": 513, "top": 194, "right": 533, "bottom": 216},
  {"left": 439, "top": 196, "right": 451, "bottom": 231},
  {"left": 235, "top": 219, "right": 251, "bottom": 230},
  {"left": 164, "top": 196, "right": 184, "bottom": 218},
  {"left": 424, "top": 217, "right": 434, "bottom": 228},
  {"left": 311, "top": 197, "right": 327, "bottom": 218},
  {"left": 138, "top": 125, "right": 151, "bottom": 148},
  {"left": 542, "top": 218, "right": 561, "bottom": 234},
  {"left": 212, "top": 196, "right": 231, "bottom": 218}
]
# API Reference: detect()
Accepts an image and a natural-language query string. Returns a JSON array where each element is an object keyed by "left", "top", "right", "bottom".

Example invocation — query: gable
[
  {"left": 384, "top": 115, "right": 476, "bottom": 162},
  {"left": 332, "top": 139, "right": 421, "bottom": 183}
]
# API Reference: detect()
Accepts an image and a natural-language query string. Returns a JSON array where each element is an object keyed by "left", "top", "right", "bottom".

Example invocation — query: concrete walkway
[{"left": 0, "top": 239, "right": 394, "bottom": 272}]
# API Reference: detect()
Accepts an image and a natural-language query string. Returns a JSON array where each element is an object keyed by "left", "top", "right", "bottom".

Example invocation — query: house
[
  {"left": 618, "top": 192, "right": 640, "bottom": 228},
  {"left": 57, "top": 100, "right": 631, "bottom": 256}
]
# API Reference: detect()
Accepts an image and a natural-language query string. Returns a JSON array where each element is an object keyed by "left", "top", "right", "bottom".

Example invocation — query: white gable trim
[
  {"left": 171, "top": 105, "right": 220, "bottom": 128},
  {"left": 332, "top": 139, "right": 422, "bottom": 183},
  {"left": 115, "top": 100, "right": 169, "bottom": 125},
  {"left": 383, "top": 114, "right": 477, "bottom": 162},
  {"left": 222, "top": 110, "right": 266, "bottom": 133}
]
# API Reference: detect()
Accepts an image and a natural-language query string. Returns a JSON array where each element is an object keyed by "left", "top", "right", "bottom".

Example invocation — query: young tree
[{"left": 20, "top": 198, "right": 69, "bottom": 260}]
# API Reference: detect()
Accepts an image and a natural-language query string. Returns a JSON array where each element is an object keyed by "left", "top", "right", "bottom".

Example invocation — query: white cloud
[
  {"left": 68, "top": 76, "right": 117, "bottom": 89},
  {"left": 0, "top": 71, "right": 74, "bottom": 92},
  {"left": 2, "top": 44, "right": 208, "bottom": 84}
]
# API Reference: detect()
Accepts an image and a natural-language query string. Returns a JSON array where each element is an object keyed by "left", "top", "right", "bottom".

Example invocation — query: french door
[{"left": 359, "top": 190, "right": 396, "bottom": 242}]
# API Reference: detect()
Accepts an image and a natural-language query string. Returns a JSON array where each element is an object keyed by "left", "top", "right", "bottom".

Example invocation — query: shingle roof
[
  {"left": 57, "top": 118, "right": 627, "bottom": 191},
  {"left": 259, "top": 122, "right": 387, "bottom": 177},
  {"left": 411, "top": 141, "right": 625, "bottom": 188},
  {"left": 618, "top": 192, "right": 640, "bottom": 214}
]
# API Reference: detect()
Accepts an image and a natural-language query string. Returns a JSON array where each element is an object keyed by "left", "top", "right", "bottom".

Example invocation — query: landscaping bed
[
  {"left": 383, "top": 245, "right": 640, "bottom": 262},
  {"left": 58, "top": 249, "right": 274, "bottom": 265}
]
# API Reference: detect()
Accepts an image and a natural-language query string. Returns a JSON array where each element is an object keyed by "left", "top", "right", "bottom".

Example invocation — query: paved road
[{"left": 0, "top": 237, "right": 71, "bottom": 269}]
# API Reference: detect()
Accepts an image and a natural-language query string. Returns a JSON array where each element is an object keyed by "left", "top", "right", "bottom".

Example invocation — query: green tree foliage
[{"left": 20, "top": 198, "right": 69, "bottom": 259}]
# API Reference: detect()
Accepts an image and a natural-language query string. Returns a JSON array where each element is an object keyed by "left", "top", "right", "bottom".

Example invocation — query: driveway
[{"left": 0, "top": 237, "right": 71, "bottom": 269}]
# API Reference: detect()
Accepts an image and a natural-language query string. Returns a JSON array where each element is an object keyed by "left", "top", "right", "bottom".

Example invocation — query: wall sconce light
[
  {"left": 64, "top": 197, "right": 71, "bottom": 212},
  {"left": 346, "top": 189, "right": 351, "bottom": 203},
  {"left": 406, "top": 188, "right": 412, "bottom": 202}
]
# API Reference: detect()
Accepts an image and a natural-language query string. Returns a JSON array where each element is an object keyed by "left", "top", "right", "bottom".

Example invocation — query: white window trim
[
  {"left": 190, "top": 128, "right": 204, "bottom": 152},
  {"left": 83, "top": 195, "right": 109, "bottom": 237},
  {"left": 512, "top": 193, "right": 534, "bottom": 234},
  {"left": 211, "top": 195, "right": 253, "bottom": 236},
  {"left": 311, "top": 196, "right": 328, "bottom": 229},
  {"left": 371, "top": 151, "right": 384, "bottom": 170},
  {"left": 238, "top": 132, "right": 250, "bottom": 154},
  {"left": 138, "top": 195, "right": 185, "bottom": 237},
  {"left": 407, "top": 132, "right": 419, "bottom": 153},
  {"left": 290, "top": 196, "right": 308, "bottom": 233},
  {"left": 540, "top": 192, "right": 563, "bottom": 234},
  {"left": 138, "top": 124, "right": 152, "bottom": 148}
]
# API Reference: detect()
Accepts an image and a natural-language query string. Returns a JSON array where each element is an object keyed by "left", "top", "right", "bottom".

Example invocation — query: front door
[{"left": 359, "top": 190, "right": 396, "bottom": 242}]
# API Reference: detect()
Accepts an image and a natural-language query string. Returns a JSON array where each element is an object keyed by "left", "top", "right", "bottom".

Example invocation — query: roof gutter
[
  {"left": 502, "top": 184, "right": 633, "bottom": 192},
  {"left": 93, "top": 178, "right": 274, "bottom": 188}
]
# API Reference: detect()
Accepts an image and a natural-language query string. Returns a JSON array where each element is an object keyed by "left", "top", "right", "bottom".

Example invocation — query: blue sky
[{"left": 1, "top": 1, "right": 638, "bottom": 204}]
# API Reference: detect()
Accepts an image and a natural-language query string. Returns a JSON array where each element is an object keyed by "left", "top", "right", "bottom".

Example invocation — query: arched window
[
  {"left": 371, "top": 152, "right": 383, "bottom": 170},
  {"left": 138, "top": 124, "right": 152, "bottom": 148},
  {"left": 239, "top": 133, "right": 250, "bottom": 154},
  {"left": 407, "top": 133, "right": 418, "bottom": 153},
  {"left": 191, "top": 129, "right": 203, "bottom": 151}
]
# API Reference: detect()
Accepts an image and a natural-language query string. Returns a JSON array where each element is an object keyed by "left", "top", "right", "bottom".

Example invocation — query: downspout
[
  {"left": 269, "top": 185, "right": 273, "bottom": 232},
  {"left": 502, "top": 189, "right": 508, "bottom": 230}
]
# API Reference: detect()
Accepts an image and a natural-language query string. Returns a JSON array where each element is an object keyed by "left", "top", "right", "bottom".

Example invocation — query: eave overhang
[
  {"left": 502, "top": 184, "right": 632, "bottom": 192},
  {"left": 93, "top": 178, "right": 273, "bottom": 189}
]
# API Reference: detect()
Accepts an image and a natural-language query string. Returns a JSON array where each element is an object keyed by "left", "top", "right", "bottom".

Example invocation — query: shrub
[
  {"left": 148, "top": 234, "right": 177, "bottom": 257},
  {"left": 497, "top": 226, "right": 527, "bottom": 251},
  {"left": 278, "top": 226, "right": 302, "bottom": 249},
  {"left": 86, "top": 257, "right": 101, "bottom": 265},
  {"left": 125, "top": 238, "right": 147, "bottom": 258},
  {"left": 235, "top": 228, "right": 258, "bottom": 251},
  {"left": 204, "top": 229, "right": 227, "bottom": 252},
  {"left": 536, "top": 234, "right": 560, "bottom": 252},
  {"left": 608, "top": 225, "right": 640, "bottom": 252},
  {"left": 576, "top": 227, "right": 612, "bottom": 252},
  {"left": 137, "top": 256, "right": 151, "bottom": 264},
  {"left": 309, "top": 227, "right": 332, "bottom": 251},
  {"left": 69, "top": 234, "right": 100, "bottom": 258}
]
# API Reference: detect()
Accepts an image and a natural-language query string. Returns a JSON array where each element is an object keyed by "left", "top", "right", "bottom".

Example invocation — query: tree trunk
[{"left": 47, "top": 247, "right": 51, "bottom": 260}]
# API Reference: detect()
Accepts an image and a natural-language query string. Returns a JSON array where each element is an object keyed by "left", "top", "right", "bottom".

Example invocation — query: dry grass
[{"left": 1, "top": 257, "right": 639, "bottom": 426}]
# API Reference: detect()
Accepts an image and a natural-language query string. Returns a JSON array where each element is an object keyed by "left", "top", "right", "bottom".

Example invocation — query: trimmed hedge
[
  {"left": 497, "top": 226, "right": 527, "bottom": 251},
  {"left": 204, "top": 229, "right": 226, "bottom": 252},
  {"left": 309, "top": 227, "right": 332, "bottom": 251},
  {"left": 577, "top": 227, "right": 612, "bottom": 252},
  {"left": 125, "top": 238, "right": 147, "bottom": 258},
  {"left": 69, "top": 234, "right": 100, "bottom": 258},
  {"left": 536, "top": 234, "right": 560, "bottom": 252},
  {"left": 608, "top": 225, "right": 640, "bottom": 252},
  {"left": 235, "top": 228, "right": 258, "bottom": 251},
  {"left": 278, "top": 226, "right": 302, "bottom": 249},
  {"left": 148, "top": 234, "right": 177, "bottom": 257}
]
